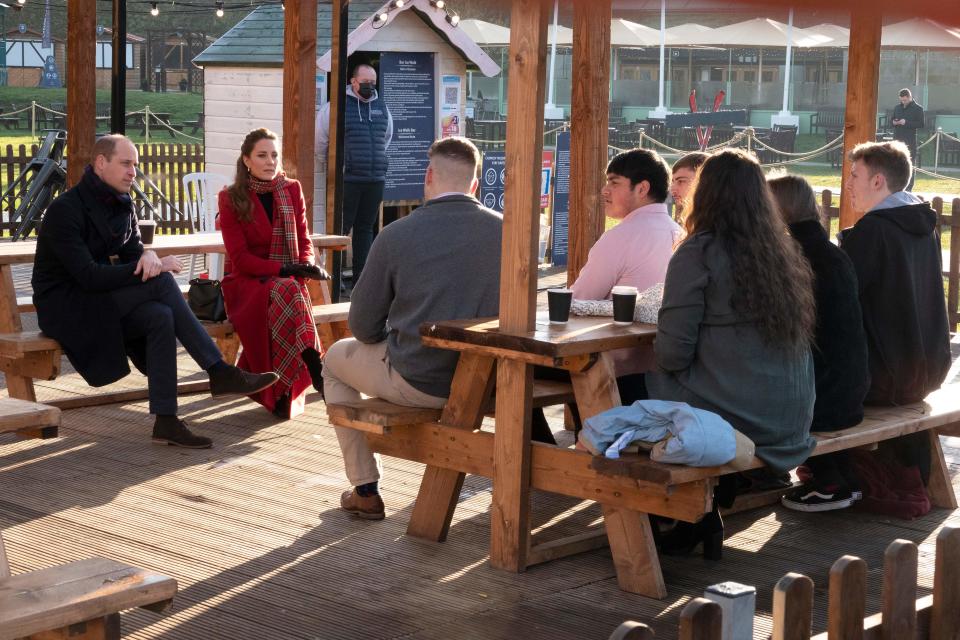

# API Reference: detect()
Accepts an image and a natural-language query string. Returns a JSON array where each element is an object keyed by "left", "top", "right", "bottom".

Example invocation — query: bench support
[
  {"left": 926, "top": 430, "right": 958, "bottom": 509},
  {"left": 406, "top": 353, "right": 495, "bottom": 542},
  {"left": 27, "top": 612, "right": 121, "bottom": 639}
]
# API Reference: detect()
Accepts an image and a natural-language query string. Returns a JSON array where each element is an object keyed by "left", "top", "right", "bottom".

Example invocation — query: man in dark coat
[
  {"left": 316, "top": 63, "right": 393, "bottom": 287},
  {"left": 839, "top": 140, "right": 951, "bottom": 488},
  {"left": 32, "top": 134, "right": 280, "bottom": 448},
  {"left": 891, "top": 88, "right": 924, "bottom": 191}
]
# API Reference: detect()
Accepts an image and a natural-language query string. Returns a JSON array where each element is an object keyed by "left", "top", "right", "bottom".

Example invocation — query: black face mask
[{"left": 357, "top": 82, "right": 375, "bottom": 99}]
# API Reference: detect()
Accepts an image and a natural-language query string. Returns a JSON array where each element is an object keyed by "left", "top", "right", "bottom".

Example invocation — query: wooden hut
[{"left": 192, "top": 1, "right": 498, "bottom": 229}]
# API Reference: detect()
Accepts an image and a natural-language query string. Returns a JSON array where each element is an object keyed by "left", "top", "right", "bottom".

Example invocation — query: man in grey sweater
[{"left": 323, "top": 137, "right": 502, "bottom": 520}]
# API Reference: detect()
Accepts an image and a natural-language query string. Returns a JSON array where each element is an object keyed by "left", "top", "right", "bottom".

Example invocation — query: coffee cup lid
[
  {"left": 139, "top": 219, "right": 157, "bottom": 226},
  {"left": 611, "top": 285, "right": 638, "bottom": 295}
]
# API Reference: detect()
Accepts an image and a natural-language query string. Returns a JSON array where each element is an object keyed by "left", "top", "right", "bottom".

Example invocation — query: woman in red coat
[{"left": 218, "top": 128, "right": 327, "bottom": 418}]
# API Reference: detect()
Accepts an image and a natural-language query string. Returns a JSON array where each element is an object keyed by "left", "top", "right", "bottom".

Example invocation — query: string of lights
[
  {"left": 4, "top": 1, "right": 286, "bottom": 17},
  {"left": 373, "top": 0, "right": 459, "bottom": 29}
]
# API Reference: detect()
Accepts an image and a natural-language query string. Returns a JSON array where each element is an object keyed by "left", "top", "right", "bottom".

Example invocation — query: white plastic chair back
[{"left": 183, "top": 172, "right": 230, "bottom": 279}]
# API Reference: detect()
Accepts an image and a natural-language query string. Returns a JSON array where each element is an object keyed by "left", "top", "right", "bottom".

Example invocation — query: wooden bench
[
  {"left": 0, "top": 531, "right": 177, "bottom": 640},
  {"left": 810, "top": 108, "right": 845, "bottom": 134},
  {"left": 0, "top": 396, "right": 60, "bottom": 439},
  {"left": 590, "top": 388, "right": 960, "bottom": 512},
  {"left": 327, "top": 378, "right": 577, "bottom": 435}
]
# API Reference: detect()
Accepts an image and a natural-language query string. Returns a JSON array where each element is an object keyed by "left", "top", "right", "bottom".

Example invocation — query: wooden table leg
[
  {"left": 490, "top": 358, "right": 534, "bottom": 572},
  {"left": 927, "top": 430, "right": 958, "bottom": 509},
  {"left": 406, "top": 353, "right": 495, "bottom": 541},
  {"left": 0, "top": 264, "right": 37, "bottom": 402},
  {"left": 568, "top": 352, "right": 620, "bottom": 421},
  {"left": 572, "top": 353, "right": 666, "bottom": 597}
]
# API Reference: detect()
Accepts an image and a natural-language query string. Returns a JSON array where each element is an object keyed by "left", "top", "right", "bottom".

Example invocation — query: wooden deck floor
[{"left": 2, "top": 310, "right": 958, "bottom": 639}]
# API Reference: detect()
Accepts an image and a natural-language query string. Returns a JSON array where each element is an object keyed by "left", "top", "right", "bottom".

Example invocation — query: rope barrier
[
  {"left": 145, "top": 111, "right": 202, "bottom": 142},
  {"left": 916, "top": 166, "right": 960, "bottom": 182}
]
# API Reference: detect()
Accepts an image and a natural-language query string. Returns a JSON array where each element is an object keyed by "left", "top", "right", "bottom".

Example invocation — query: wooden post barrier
[{"left": 609, "top": 528, "right": 960, "bottom": 640}]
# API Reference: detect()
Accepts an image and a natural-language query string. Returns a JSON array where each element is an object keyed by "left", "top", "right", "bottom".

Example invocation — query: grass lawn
[{"left": 0, "top": 87, "right": 202, "bottom": 144}]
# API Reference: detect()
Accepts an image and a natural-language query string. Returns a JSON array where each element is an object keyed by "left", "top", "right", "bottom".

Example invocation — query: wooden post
[
  {"left": 828, "top": 555, "right": 867, "bottom": 640},
  {"left": 678, "top": 598, "right": 723, "bottom": 640},
  {"left": 490, "top": 0, "right": 548, "bottom": 573},
  {"left": 66, "top": 0, "right": 97, "bottom": 187},
  {"left": 772, "top": 573, "right": 813, "bottom": 640},
  {"left": 282, "top": 0, "right": 318, "bottom": 229},
  {"left": 838, "top": 10, "right": 881, "bottom": 230},
  {"left": 881, "top": 540, "right": 917, "bottom": 640},
  {"left": 326, "top": 0, "right": 349, "bottom": 302},
  {"left": 567, "top": 0, "right": 611, "bottom": 285},
  {"left": 931, "top": 526, "right": 960, "bottom": 640}
]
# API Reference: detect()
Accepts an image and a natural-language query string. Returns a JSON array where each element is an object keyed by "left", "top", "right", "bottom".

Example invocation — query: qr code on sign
[{"left": 444, "top": 87, "right": 458, "bottom": 104}]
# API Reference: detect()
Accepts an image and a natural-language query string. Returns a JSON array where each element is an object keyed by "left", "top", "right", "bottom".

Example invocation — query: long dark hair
[
  {"left": 683, "top": 149, "right": 815, "bottom": 351},
  {"left": 227, "top": 128, "right": 279, "bottom": 222}
]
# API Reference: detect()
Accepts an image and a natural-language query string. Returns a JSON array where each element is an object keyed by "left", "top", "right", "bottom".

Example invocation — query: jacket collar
[{"left": 75, "top": 178, "right": 126, "bottom": 248}]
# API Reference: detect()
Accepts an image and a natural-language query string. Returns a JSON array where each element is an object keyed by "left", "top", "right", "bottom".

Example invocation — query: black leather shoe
[
  {"left": 658, "top": 509, "right": 723, "bottom": 560},
  {"left": 209, "top": 365, "right": 279, "bottom": 398},
  {"left": 152, "top": 416, "right": 212, "bottom": 449}
]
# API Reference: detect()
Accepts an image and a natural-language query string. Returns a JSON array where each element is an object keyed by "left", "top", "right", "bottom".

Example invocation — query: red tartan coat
[{"left": 218, "top": 180, "right": 315, "bottom": 417}]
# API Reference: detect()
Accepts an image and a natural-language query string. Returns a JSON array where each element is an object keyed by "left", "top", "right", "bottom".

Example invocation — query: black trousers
[
  {"left": 110, "top": 273, "right": 222, "bottom": 415},
  {"left": 342, "top": 180, "right": 385, "bottom": 285}
]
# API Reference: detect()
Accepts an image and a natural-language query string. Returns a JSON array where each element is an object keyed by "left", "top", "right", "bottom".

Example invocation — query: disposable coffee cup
[
  {"left": 611, "top": 285, "right": 638, "bottom": 325},
  {"left": 547, "top": 288, "right": 573, "bottom": 324},
  {"left": 138, "top": 219, "right": 157, "bottom": 245}
]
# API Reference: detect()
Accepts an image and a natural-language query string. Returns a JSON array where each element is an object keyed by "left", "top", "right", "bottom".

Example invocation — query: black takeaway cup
[
  {"left": 547, "top": 288, "right": 573, "bottom": 324},
  {"left": 611, "top": 285, "right": 638, "bottom": 325},
  {"left": 138, "top": 219, "right": 157, "bottom": 245}
]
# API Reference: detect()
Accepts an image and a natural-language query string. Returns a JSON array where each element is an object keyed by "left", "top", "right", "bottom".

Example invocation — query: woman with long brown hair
[
  {"left": 218, "top": 128, "right": 327, "bottom": 419},
  {"left": 647, "top": 149, "right": 817, "bottom": 557}
]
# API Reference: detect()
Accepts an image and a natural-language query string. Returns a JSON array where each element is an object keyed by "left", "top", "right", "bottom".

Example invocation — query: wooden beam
[
  {"left": 491, "top": 0, "right": 549, "bottom": 575},
  {"left": 838, "top": 10, "right": 881, "bottom": 230},
  {"left": 66, "top": 0, "right": 97, "bottom": 187},
  {"left": 326, "top": 0, "right": 349, "bottom": 301},
  {"left": 283, "top": 0, "right": 318, "bottom": 229},
  {"left": 567, "top": 0, "right": 611, "bottom": 285}
]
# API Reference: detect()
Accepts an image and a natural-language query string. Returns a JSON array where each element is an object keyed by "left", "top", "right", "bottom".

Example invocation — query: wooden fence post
[
  {"left": 881, "top": 540, "right": 917, "bottom": 640},
  {"left": 828, "top": 555, "right": 867, "bottom": 640},
  {"left": 679, "top": 597, "right": 723, "bottom": 640},
  {"left": 772, "top": 572, "right": 813, "bottom": 640},
  {"left": 931, "top": 526, "right": 960, "bottom": 640},
  {"left": 608, "top": 620, "right": 656, "bottom": 640}
]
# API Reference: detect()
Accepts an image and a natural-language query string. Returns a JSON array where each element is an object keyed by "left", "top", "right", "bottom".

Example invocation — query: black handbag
[{"left": 187, "top": 278, "right": 227, "bottom": 322}]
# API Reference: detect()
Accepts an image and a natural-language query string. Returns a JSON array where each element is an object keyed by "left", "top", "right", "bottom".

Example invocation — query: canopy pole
[
  {"left": 544, "top": 0, "right": 561, "bottom": 119},
  {"left": 650, "top": 0, "right": 667, "bottom": 118},
  {"left": 839, "top": 9, "right": 882, "bottom": 230}
]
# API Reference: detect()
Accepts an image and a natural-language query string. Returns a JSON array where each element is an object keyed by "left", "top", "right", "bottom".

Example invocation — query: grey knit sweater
[{"left": 348, "top": 194, "right": 502, "bottom": 397}]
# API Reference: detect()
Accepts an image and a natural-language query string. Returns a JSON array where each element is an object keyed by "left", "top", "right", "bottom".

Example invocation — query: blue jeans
[{"left": 110, "top": 272, "right": 222, "bottom": 415}]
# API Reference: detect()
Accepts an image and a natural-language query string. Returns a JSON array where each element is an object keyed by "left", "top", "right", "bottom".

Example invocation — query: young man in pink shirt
[{"left": 570, "top": 148, "right": 682, "bottom": 395}]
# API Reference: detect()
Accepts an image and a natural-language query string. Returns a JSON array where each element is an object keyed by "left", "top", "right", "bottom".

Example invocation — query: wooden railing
[
  {"left": 819, "top": 190, "right": 959, "bottom": 331},
  {"left": 0, "top": 142, "right": 204, "bottom": 237},
  {"left": 610, "top": 527, "right": 960, "bottom": 640}
]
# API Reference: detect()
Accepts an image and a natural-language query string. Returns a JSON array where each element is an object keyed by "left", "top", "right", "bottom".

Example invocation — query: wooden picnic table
[
  {"left": 401, "top": 313, "right": 702, "bottom": 597},
  {"left": 0, "top": 232, "right": 350, "bottom": 408}
]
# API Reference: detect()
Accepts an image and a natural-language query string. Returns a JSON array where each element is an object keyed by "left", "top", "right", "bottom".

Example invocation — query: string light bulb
[
  {"left": 215, "top": 1, "right": 223, "bottom": 17},
  {"left": 150, "top": 2, "right": 159, "bottom": 16},
  {"left": 446, "top": 12, "right": 459, "bottom": 26},
  {"left": 17, "top": 0, "right": 25, "bottom": 5},
  {"left": 390, "top": 0, "right": 404, "bottom": 8},
  {"left": 429, "top": 0, "right": 445, "bottom": 7}
]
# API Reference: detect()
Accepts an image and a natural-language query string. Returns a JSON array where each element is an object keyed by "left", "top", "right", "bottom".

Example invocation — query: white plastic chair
[{"left": 183, "top": 172, "right": 230, "bottom": 279}]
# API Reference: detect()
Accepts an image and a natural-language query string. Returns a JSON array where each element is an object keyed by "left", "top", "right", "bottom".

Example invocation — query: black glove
[{"left": 279, "top": 263, "right": 329, "bottom": 280}]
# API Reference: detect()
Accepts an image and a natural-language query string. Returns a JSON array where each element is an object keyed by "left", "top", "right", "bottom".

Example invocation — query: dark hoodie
[
  {"left": 840, "top": 201, "right": 951, "bottom": 405},
  {"left": 790, "top": 220, "right": 870, "bottom": 430}
]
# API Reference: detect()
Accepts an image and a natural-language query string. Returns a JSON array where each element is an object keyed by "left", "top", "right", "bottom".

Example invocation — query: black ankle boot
[
  {"left": 209, "top": 364, "right": 279, "bottom": 397},
  {"left": 301, "top": 348, "right": 324, "bottom": 395},
  {"left": 658, "top": 509, "right": 723, "bottom": 560},
  {"left": 152, "top": 416, "right": 213, "bottom": 449}
]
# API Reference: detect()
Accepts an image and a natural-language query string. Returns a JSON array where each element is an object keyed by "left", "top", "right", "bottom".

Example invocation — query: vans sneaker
[{"left": 781, "top": 484, "right": 856, "bottom": 512}]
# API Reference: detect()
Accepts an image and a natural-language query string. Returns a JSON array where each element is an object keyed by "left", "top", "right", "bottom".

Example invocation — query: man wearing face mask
[{"left": 316, "top": 63, "right": 394, "bottom": 288}]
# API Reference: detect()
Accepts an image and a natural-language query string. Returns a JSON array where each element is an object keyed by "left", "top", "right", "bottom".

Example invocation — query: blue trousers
[{"left": 110, "top": 272, "right": 222, "bottom": 415}]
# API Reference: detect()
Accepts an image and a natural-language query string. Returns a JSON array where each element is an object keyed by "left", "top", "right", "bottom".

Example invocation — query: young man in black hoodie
[
  {"left": 838, "top": 141, "right": 951, "bottom": 490},
  {"left": 842, "top": 140, "right": 950, "bottom": 406}
]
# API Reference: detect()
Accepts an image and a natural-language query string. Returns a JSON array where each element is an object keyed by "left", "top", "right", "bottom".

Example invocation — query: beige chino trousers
[{"left": 322, "top": 338, "right": 446, "bottom": 486}]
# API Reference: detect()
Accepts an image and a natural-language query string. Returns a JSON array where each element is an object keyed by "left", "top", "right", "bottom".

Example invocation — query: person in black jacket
[
  {"left": 891, "top": 88, "right": 924, "bottom": 191},
  {"left": 32, "top": 135, "right": 279, "bottom": 448},
  {"left": 839, "top": 141, "right": 951, "bottom": 488},
  {"left": 769, "top": 175, "right": 870, "bottom": 512}
]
